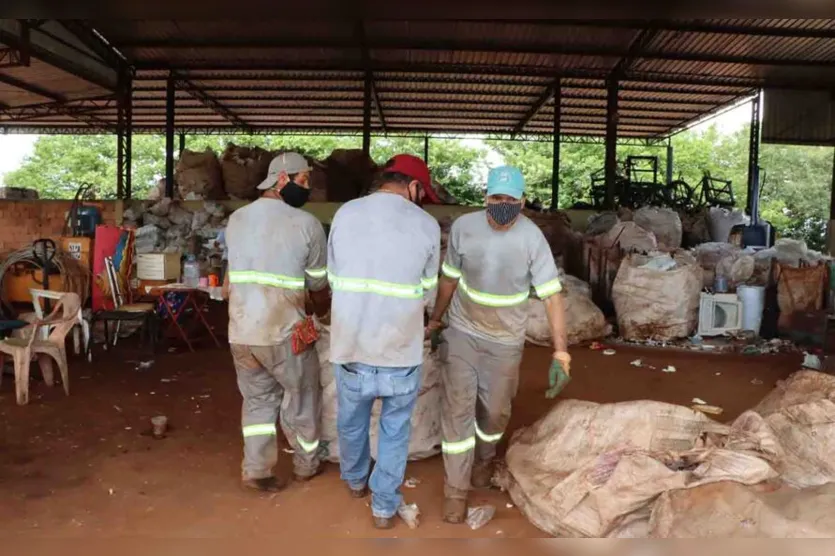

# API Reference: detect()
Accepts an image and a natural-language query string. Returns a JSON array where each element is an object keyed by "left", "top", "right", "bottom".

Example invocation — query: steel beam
[
  {"left": 830, "top": 147, "right": 835, "bottom": 221},
  {"left": 58, "top": 20, "right": 126, "bottom": 68},
  {"left": 0, "top": 95, "right": 116, "bottom": 123},
  {"left": 173, "top": 75, "right": 250, "bottom": 131},
  {"left": 424, "top": 135, "right": 429, "bottom": 164},
  {"left": 132, "top": 60, "right": 831, "bottom": 91},
  {"left": 116, "top": 70, "right": 132, "bottom": 199},
  {"left": 179, "top": 132, "right": 186, "bottom": 154},
  {"left": 551, "top": 81, "right": 561, "bottom": 210},
  {"left": 604, "top": 78, "right": 619, "bottom": 210},
  {"left": 666, "top": 142, "right": 674, "bottom": 185},
  {"left": 513, "top": 78, "right": 559, "bottom": 136},
  {"left": 613, "top": 26, "right": 660, "bottom": 78},
  {"left": 362, "top": 71, "right": 372, "bottom": 155},
  {"left": 747, "top": 90, "right": 762, "bottom": 217},
  {"left": 165, "top": 74, "right": 175, "bottom": 198},
  {"left": 117, "top": 37, "right": 835, "bottom": 68}
]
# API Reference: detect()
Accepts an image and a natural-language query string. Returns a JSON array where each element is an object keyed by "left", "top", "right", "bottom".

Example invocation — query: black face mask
[
  {"left": 281, "top": 181, "right": 311, "bottom": 208},
  {"left": 487, "top": 202, "right": 523, "bottom": 227}
]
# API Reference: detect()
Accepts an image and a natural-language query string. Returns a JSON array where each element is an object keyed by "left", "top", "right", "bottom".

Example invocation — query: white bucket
[{"left": 737, "top": 285, "right": 766, "bottom": 334}]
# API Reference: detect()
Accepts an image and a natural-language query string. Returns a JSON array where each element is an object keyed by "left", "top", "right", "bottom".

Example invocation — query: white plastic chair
[{"left": 28, "top": 289, "right": 91, "bottom": 362}]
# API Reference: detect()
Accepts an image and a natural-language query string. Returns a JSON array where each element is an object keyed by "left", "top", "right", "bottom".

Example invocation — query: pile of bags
[
  {"left": 174, "top": 148, "right": 225, "bottom": 200},
  {"left": 501, "top": 371, "right": 835, "bottom": 538},
  {"left": 526, "top": 273, "right": 610, "bottom": 347},
  {"left": 123, "top": 199, "right": 229, "bottom": 254},
  {"left": 312, "top": 324, "right": 442, "bottom": 463},
  {"left": 220, "top": 144, "right": 274, "bottom": 200},
  {"left": 612, "top": 251, "right": 703, "bottom": 341}
]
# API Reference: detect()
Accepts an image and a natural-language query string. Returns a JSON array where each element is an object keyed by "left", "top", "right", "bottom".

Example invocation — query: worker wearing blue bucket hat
[{"left": 426, "top": 165, "right": 571, "bottom": 524}]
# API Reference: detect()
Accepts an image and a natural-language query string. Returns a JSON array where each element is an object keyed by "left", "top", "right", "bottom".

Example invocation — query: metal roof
[{"left": 3, "top": 19, "right": 835, "bottom": 137}]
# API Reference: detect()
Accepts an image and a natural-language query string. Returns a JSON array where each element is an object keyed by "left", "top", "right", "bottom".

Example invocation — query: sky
[{"left": 0, "top": 101, "right": 753, "bottom": 186}]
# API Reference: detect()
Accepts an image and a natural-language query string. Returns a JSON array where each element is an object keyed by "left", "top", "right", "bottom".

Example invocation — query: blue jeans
[{"left": 335, "top": 363, "right": 422, "bottom": 519}]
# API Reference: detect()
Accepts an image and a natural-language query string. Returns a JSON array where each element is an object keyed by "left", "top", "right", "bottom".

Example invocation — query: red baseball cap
[{"left": 384, "top": 154, "right": 442, "bottom": 205}]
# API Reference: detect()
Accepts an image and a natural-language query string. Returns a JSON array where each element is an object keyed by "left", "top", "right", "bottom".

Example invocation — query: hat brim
[
  {"left": 486, "top": 187, "right": 524, "bottom": 200},
  {"left": 256, "top": 173, "right": 277, "bottom": 190}
]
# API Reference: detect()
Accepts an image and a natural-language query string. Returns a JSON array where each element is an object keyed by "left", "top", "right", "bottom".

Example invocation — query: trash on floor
[
  {"left": 662, "top": 366, "right": 677, "bottom": 374},
  {"left": 630, "top": 359, "right": 643, "bottom": 367},
  {"left": 397, "top": 503, "right": 421, "bottom": 530},
  {"left": 602, "top": 349, "right": 617, "bottom": 356},
  {"left": 803, "top": 353, "right": 822, "bottom": 371},
  {"left": 131, "top": 360, "right": 154, "bottom": 371},
  {"left": 403, "top": 477, "right": 421, "bottom": 489},
  {"left": 466, "top": 505, "right": 497, "bottom": 531},
  {"left": 692, "top": 398, "right": 708, "bottom": 406},
  {"left": 691, "top": 405, "right": 724, "bottom": 416}
]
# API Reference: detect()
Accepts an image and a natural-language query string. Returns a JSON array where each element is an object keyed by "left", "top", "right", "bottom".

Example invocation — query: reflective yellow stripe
[
  {"left": 243, "top": 424, "right": 277, "bottom": 438},
  {"left": 459, "top": 278, "right": 529, "bottom": 308},
  {"left": 535, "top": 278, "right": 563, "bottom": 299},
  {"left": 442, "top": 436, "right": 476, "bottom": 455},
  {"left": 442, "top": 262, "right": 462, "bottom": 279},
  {"left": 421, "top": 275, "right": 439, "bottom": 290},
  {"left": 230, "top": 271, "right": 305, "bottom": 290},
  {"left": 305, "top": 268, "right": 328, "bottom": 279},
  {"left": 475, "top": 424, "right": 503, "bottom": 444},
  {"left": 329, "top": 275, "right": 423, "bottom": 299},
  {"left": 297, "top": 436, "right": 320, "bottom": 454}
]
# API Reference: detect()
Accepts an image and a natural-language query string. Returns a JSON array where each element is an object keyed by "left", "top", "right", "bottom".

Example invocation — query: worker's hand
[
  {"left": 546, "top": 354, "right": 572, "bottom": 400},
  {"left": 553, "top": 351, "right": 571, "bottom": 376},
  {"left": 424, "top": 318, "right": 442, "bottom": 340}
]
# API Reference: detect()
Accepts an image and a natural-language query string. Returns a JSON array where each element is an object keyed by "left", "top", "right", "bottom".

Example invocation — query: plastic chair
[
  {"left": 24, "top": 288, "right": 91, "bottom": 362},
  {"left": 0, "top": 293, "right": 80, "bottom": 405}
]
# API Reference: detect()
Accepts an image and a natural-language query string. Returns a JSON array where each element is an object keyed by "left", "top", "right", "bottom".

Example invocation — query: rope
[{"left": 0, "top": 245, "right": 92, "bottom": 310}]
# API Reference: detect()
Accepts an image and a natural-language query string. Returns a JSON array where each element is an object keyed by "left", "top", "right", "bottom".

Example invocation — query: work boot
[
  {"left": 242, "top": 476, "right": 285, "bottom": 494},
  {"left": 349, "top": 485, "right": 369, "bottom": 499},
  {"left": 294, "top": 467, "right": 323, "bottom": 483},
  {"left": 443, "top": 498, "right": 468, "bottom": 524},
  {"left": 471, "top": 461, "right": 495, "bottom": 489},
  {"left": 373, "top": 516, "right": 395, "bottom": 530}
]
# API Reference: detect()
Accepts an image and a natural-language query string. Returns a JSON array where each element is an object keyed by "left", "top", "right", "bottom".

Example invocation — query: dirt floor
[{"left": 0, "top": 328, "right": 802, "bottom": 538}]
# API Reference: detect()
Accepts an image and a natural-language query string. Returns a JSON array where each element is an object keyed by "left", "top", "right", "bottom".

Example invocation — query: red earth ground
[{"left": 0, "top": 328, "right": 801, "bottom": 538}]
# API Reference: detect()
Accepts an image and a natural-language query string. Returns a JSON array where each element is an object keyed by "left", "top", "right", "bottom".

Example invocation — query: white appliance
[{"left": 698, "top": 293, "right": 743, "bottom": 336}]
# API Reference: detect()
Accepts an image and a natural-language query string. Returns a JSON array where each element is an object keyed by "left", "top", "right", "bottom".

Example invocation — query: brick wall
[{"left": 0, "top": 200, "right": 118, "bottom": 253}]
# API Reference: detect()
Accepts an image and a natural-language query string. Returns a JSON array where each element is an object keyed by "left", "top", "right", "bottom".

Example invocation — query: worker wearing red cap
[{"left": 327, "top": 154, "right": 441, "bottom": 530}]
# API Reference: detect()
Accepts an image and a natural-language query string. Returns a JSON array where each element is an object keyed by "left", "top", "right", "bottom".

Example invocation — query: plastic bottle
[{"left": 183, "top": 254, "right": 200, "bottom": 288}]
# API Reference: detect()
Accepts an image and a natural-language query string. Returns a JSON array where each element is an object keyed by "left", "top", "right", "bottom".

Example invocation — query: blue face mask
[{"left": 487, "top": 201, "right": 522, "bottom": 226}]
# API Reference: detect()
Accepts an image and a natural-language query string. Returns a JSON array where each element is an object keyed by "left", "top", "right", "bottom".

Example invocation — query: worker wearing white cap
[
  {"left": 224, "top": 151, "right": 330, "bottom": 493},
  {"left": 427, "top": 165, "right": 571, "bottom": 523}
]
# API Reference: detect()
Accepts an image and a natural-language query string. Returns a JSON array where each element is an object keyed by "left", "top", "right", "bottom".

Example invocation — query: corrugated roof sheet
[{"left": 4, "top": 18, "right": 835, "bottom": 137}]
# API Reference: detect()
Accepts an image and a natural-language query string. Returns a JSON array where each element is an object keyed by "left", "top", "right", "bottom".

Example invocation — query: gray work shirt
[
  {"left": 225, "top": 198, "right": 328, "bottom": 346},
  {"left": 443, "top": 211, "right": 562, "bottom": 346},
  {"left": 328, "top": 192, "right": 441, "bottom": 367}
]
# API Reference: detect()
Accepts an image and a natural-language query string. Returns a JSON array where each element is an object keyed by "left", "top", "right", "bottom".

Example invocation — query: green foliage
[{"left": 3, "top": 127, "right": 835, "bottom": 249}]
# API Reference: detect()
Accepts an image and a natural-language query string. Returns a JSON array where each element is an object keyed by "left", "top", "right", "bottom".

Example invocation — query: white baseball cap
[{"left": 256, "top": 152, "right": 312, "bottom": 190}]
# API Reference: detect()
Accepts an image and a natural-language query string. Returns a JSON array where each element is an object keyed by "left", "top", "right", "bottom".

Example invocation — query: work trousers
[
  {"left": 440, "top": 326, "right": 524, "bottom": 500},
  {"left": 335, "top": 363, "right": 422, "bottom": 519},
  {"left": 231, "top": 341, "right": 322, "bottom": 481}
]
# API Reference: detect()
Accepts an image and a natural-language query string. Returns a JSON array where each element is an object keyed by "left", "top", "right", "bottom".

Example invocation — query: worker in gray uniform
[
  {"left": 427, "top": 165, "right": 571, "bottom": 523},
  {"left": 224, "top": 152, "right": 330, "bottom": 493}
]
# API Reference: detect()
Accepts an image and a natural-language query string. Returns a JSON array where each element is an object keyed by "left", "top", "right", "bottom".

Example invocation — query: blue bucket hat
[{"left": 486, "top": 166, "right": 525, "bottom": 200}]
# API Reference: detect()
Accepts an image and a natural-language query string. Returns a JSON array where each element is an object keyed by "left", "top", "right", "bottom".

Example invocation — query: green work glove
[{"left": 546, "top": 360, "right": 571, "bottom": 400}]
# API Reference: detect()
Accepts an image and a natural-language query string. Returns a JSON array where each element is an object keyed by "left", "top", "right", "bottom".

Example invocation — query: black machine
[
  {"left": 730, "top": 166, "right": 775, "bottom": 249},
  {"left": 32, "top": 238, "right": 58, "bottom": 313}
]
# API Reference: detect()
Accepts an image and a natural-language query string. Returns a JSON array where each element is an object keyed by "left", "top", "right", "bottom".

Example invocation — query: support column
[
  {"left": 666, "top": 141, "right": 674, "bottom": 185},
  {"left": 604, "top": 78, "right": 619, "bottom": 210},
  {"left": 116, "top": 69, "right": 133, "bottom": 200},
  {"left": 362, "top": 71, "right": 372, "bottom": 157},
  {"left": 424, "top": 135, "right": 429, "bottom": 164},
  {"left": 165, "top": 74, "right": 176, "bottom": 198},
  {"left": 747, "top": 92, "right": 762, "bottom": 217},
  {"left": 551, "top": 79, "right": 561, "bottom": 210},
  {"left": 179, "top": 132, "right": 186, "bottom": 155},
  {"left": 828, "top": 148, "right": 835, "bottom": 255}
]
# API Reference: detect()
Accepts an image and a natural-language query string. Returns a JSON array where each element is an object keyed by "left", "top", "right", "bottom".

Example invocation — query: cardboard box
[{"left": 136, "top": 253, "right": 181, "bottom": 281}]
